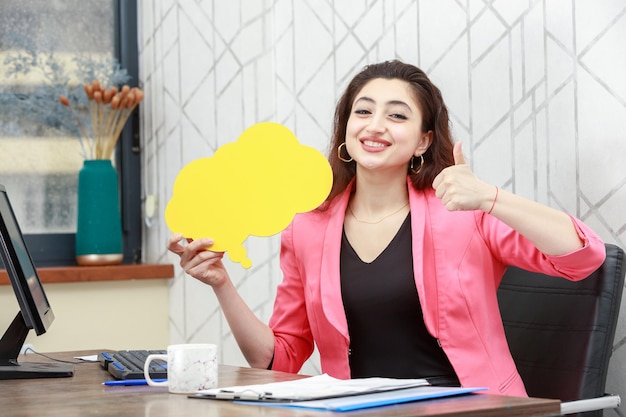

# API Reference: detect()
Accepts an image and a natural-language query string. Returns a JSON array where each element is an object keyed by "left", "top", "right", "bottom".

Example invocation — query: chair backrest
[{"left": 498, "top": 243, "right": 625, "bottom": 417}]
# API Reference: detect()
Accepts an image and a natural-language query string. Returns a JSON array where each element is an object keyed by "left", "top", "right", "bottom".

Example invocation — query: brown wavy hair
[{"left": 324, "top": 60, "right": 455, "bottom": 204}]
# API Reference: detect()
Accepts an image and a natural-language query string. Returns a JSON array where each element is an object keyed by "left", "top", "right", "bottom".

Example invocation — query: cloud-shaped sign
[{"left": 165, "top": 122, "right": 333, "bottom": 268}]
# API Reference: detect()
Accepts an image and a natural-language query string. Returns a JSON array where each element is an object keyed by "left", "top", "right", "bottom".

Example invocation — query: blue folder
[{"left": 234, "top": 385, "right": 487, "bottom": 412}]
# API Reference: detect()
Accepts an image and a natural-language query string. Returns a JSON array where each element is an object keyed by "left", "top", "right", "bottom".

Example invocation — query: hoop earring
[
  {"left": 338, "top": 143, "right": 353, "bottom": 163},
  {"left": 410, "top": 154, "right": 425, "bottom": 174}
]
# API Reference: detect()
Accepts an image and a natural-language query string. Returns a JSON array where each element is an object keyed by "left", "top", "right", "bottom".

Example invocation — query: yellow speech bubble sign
[{"left": 165, "top": 122, "right": 332, "bottom": 268}]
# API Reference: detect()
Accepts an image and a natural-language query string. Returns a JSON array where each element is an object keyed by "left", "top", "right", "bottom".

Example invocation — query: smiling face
[
  {"left": 345, "top": 78, "right": 432, "bottom": 175},
  {"left": 325, "top": 61, "right": 455, "bottom": 203}
]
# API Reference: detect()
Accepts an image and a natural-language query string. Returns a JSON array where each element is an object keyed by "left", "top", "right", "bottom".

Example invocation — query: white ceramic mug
[{"left": 144, "top": 344, "right": 218, "bottom": 394}]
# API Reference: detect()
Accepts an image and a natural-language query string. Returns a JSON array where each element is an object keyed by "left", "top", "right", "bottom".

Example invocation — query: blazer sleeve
[
  {"left": 478, "top": 212, "right": 606, "bottom": 281},
  {"left": 267, "top": 222, "right": 315, "bottom": 373}
]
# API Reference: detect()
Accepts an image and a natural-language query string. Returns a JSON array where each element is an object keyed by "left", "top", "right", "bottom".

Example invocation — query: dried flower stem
[
  {"left": 59, "top": 95, "right": 92, "bottom": 159},
  {"left": 64, "top": 80, "right": 144, "bottom": 160}
]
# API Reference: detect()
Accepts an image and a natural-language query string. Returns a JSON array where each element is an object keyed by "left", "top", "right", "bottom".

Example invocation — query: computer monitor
[{"left": 0, "top": 184, "right": 73, "bottom": 379}]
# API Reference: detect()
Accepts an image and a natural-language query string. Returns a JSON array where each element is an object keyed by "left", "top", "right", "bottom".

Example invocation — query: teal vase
[{"left": 75, "top": 160, "right": 123, "bottom": 266}]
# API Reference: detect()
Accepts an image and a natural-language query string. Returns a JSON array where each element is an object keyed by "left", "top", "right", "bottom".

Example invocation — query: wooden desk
[{"left": 0, "top": 350, "right": 561, "bottom": 417}]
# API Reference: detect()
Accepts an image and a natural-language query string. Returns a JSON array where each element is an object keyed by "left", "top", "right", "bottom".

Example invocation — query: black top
[{"left": 340, "top": 213, "right": 458, "bottom": 384}]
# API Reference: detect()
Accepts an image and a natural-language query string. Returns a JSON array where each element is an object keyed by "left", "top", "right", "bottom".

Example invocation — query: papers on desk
[
  {"left": 195, "top": 374, "right": 428, "bottom": 401},
  {"left": 191, "top": 374, "right": 487, "bottom": 412},
  {"left": 74, "top": 355, "right": 98, "bottom": 362}
]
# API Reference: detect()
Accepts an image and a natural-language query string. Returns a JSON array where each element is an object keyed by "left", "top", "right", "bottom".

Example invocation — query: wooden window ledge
[{"left": 0, "top": 264, "right": 174, "bottom": 285}]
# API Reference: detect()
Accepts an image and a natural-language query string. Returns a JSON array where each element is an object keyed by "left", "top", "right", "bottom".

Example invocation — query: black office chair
[{"left": 498, "top": 243, "right": 625, "bottom": 416}]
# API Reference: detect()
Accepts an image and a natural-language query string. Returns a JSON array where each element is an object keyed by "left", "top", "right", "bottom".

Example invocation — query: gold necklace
[{"left": 348, "top": 201, "right": 409, "bottom": 224}]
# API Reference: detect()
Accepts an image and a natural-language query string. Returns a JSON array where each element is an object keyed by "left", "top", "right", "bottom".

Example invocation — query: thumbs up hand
[{"left": 432, "top": 142, "right": 495, "bottom": 212}]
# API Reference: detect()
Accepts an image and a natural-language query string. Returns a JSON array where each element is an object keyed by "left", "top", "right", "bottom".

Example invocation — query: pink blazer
[{"left": 268, "top": 180, "right": 606, "bottom": 396}]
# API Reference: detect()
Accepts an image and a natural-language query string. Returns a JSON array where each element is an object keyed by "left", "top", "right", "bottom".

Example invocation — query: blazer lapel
[
  {"left": 319, "top": 188, "right": 352, "bottom": 340},
  {"left": 409, "top": 183, "right": 439, "bottom": 337}
]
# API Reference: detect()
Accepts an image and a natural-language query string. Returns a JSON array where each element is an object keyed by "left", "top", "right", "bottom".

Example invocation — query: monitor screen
[
  {"left": 0, "top": 184, "right": 73, "bottom": 379},
  {"left": 0, "top": 189, "right": 54, "bottom": 335}
]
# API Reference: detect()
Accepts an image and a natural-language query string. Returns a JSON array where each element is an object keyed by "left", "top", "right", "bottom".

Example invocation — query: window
[{"left": 0, "top": 1, "right": 141, "bottom": 266}]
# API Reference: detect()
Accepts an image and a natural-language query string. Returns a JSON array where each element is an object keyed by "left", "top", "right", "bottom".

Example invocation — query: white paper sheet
[{"left": 195, "top": 374, "right": 430, "bottom": 401}]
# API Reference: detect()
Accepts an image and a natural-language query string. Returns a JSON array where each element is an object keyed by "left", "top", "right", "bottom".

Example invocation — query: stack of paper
[{"left": 192, "top": 374, "right": 486, "bottom": 412}]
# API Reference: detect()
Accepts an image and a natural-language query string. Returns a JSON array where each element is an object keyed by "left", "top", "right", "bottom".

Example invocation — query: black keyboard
[{"left": 98, "top": 350, "right": 167, "bottom": 380}]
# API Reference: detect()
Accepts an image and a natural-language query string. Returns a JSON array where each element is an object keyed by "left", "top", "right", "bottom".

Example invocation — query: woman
[{"left": 168, "top": 60, "right": 605, "bottom": 396}]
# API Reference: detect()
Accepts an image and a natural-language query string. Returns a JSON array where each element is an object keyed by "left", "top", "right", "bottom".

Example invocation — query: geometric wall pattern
[{"left": 138, "top": 1, "right": 626, "bottom": 412}]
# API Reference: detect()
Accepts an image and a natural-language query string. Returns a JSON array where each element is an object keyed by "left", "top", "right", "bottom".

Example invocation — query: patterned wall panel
[{"left": 139, "top": 0, "right": 626, "bottom": 412}]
